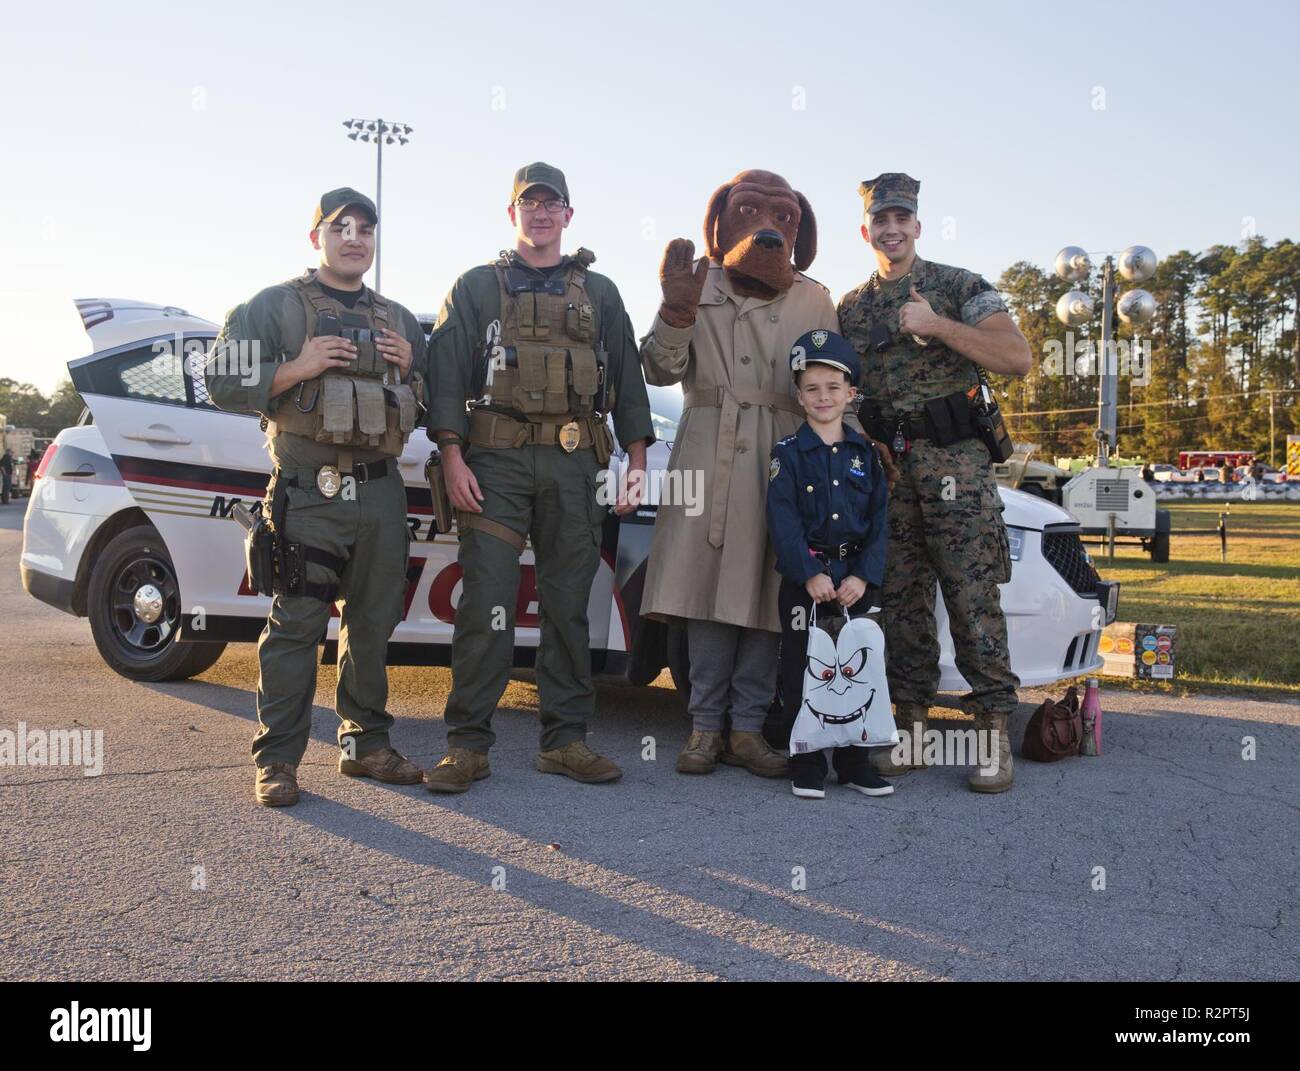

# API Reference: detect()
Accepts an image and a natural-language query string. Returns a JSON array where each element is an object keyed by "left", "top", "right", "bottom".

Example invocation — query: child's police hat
[{"left": 790, "top": 329, "right": 860, "bottom": 381}]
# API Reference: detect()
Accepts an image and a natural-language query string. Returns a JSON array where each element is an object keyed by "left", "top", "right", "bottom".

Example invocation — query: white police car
[{"left": 22, "top": 298, "right": 1117, "bottom": 694}]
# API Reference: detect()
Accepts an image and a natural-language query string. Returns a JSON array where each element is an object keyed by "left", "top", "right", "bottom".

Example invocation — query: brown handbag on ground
[{"left": 1022, "top": 686, "right": 1083, "bottom": 762}]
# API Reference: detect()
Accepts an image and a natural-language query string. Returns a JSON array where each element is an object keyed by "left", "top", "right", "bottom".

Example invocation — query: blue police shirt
[{"left": 766, "top": 421, "right": 888, "bottom": 587}]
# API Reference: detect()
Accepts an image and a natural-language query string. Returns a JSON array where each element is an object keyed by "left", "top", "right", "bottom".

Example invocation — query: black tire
[
  {"left": 87, "top": 524, "right": 227, "bottom": 681},
  {"left": 1150, "top": 529, "right": 1170, "bottom": 563}
]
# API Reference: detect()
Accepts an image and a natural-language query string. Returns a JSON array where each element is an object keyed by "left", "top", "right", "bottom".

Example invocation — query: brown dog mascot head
[{"left": 705, "top": 169, "right": 816, "bottom": 298}]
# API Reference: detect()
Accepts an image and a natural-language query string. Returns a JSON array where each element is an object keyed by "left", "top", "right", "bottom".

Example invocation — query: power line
[{"left": 1005, "top": 385, "right": 1298, "bottom": 418}]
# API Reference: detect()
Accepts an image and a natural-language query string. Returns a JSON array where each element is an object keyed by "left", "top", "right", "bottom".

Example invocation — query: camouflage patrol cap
[
  {"left": 312, "top": 187, "right": 378, "bottom": 230},
  {"left": 859, "top": 173, "right": 920, "bottom": 215},
  {"left": 511, "top": 162, "right": 570, "bottom": 205}
]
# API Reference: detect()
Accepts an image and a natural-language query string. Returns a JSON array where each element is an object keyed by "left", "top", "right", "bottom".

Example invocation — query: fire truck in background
[{"left": 1177, "top": 449, "right": 1254, "bottom": 472}]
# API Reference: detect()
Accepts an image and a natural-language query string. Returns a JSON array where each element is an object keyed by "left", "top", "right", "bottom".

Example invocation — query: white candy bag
[{"left": 789, "top": 603, "right": 898, "bottom": 754}]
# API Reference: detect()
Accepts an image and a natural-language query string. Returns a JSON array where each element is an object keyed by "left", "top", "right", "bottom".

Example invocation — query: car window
[
  {"left": 67, "top": 334, "right": 222, "bottom": 411},
  {"left": 117, "top": 343, "right": 188, "bottom": 404},
  {"left": 186, "top": 342, "right": 215, "bottom": 408}
]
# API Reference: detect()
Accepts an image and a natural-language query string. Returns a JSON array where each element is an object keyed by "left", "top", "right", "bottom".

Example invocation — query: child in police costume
[{"left": 766, "top": 330, "right": 893, "bottom": 799}]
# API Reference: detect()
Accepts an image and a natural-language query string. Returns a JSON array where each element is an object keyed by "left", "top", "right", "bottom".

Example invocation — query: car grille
[{"left": 1042, "top": 530, "right": 1101, "bottom": 596}]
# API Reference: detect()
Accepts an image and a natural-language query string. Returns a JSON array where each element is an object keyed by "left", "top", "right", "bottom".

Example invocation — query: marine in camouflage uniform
[{"left": 838, "top": 173, "right": 1027, "bottom": 793}]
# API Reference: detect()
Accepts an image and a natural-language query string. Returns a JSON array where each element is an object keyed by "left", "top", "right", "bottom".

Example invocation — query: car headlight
[{"left": 1007, "top": 526, "right": 1024, "bottom": 561}]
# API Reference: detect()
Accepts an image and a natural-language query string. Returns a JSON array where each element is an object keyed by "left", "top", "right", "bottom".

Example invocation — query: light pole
[
  {"left": 1054, "top": 245, "right": 1159, "bottom": 467},
  {"left": 342, "top": 118, "right": 413, "bottom": 293}
]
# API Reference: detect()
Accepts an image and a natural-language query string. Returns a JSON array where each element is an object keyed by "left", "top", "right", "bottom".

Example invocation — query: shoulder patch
[{"left": 769, "top": 456, "right": 781, "bottom": 482}]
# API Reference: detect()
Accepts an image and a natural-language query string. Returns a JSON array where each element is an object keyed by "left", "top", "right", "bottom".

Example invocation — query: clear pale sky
[{"left": 2, "top": 0, "right": 1297, "bottom": 394}]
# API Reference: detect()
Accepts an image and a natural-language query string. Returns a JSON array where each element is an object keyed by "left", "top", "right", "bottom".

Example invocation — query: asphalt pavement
[{"left": 1, "top": 501, "right": 1296, "bottom": 981}]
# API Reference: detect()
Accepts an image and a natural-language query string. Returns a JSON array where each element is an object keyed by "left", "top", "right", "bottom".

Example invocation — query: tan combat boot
[
  {"left": 535, "top": 740, "right": 622, "bottom": 783},
  {"left": 340, "top": 746, "right": 424, "bottom": 785},
  {"left": 676, "top": 730, "right": 725, "bottom": 774},
  {"left": 969, "top": 712, "right": 1014, "bottom": 793},
  {"left": 425, "top": 747, "right": 491, "bottom": 794},
  {"left": 721, "top": 731, "right": 789, "bottom": 778},
  {"left": 255, "top": 763, "right": 299, "bottom": 807},
  {"left": 870, "top": 702, "right": 928, "bottom": 776}
]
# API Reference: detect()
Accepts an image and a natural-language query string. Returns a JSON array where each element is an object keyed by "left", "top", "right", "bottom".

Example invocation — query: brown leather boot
[
  {"left": 969, "top": 712, "right": 1014, "bottom": 793},
  {"left": 535, "top": 740, "right": 622, "bottom": 783},
  {"left": 425, "top": 747, "right": 491, "bottom": 794},
  {"left": 255, "top": 763, "right": 299, "bottom": 807},
  {"left": 871, "top": 702, "right": 929, "bottom": 775},
  {"left": 339, "top": 746, "right": 423, "bottom": 785},
  {"left": 721, "top": 730, "right": 789, "bottom": 778},
  {"left": 676, "top": 730, "right": 725, "bottom": 774}
]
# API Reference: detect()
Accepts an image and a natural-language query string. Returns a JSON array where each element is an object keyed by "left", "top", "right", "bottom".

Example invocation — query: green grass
[{"left": 1088, "top": 502, "right": 1300, "bottom": 695}]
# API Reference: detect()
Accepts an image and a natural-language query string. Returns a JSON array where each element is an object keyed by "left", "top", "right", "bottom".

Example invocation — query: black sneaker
[
  {"left": 791, "top": 765, "right": 826, "bottom": 799},
  {"left": 841, "top": 767, "right": 895, "bottom": 797}
]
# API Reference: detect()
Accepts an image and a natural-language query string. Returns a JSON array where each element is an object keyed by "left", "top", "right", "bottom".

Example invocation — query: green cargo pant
[
  {"left": 443, "top": 442, "right": 606, "bottom": 753},
  {"left": 251, "top": 465, "right": 410, "bottom": 766},
  {"left": 882, "top": 437, "right": 1020, "bottom": 717}
]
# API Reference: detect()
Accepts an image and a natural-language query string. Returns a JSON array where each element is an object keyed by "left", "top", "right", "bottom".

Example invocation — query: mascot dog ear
[
  {"left": 793, "top": 191, "right": 817, "bottom": 272},
  {"left": 703, "top": 180, "right": 733, "bottom": 262}
]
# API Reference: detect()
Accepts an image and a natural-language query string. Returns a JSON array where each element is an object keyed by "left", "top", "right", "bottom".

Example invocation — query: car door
[{"left": 70, "top": 324, "right": 270, "bottom": 629}]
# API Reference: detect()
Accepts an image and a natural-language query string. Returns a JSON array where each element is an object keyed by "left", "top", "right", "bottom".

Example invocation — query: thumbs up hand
[{"left": 898, "top": 284, "right": 938, "bottom": 343}]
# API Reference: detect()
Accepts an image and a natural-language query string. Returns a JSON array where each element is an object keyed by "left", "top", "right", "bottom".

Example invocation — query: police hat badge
[{"left": 811, "top": 330, "right": 829, "bottom": 349}]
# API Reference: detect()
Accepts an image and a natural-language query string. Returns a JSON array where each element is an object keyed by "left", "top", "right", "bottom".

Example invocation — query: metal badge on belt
[
  {"left": 559, "top": 420, "right": 581, "bottom": 453},
  {"left": 316, "top": 465, "right": 342, "bottom": 497}
]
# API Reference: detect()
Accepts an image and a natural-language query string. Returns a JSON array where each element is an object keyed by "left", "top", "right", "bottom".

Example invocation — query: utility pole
[
  {"left": 341, "top": 118, "right": 413, "bottom": 293},
  {"left": 1268, "top": 389, "right": 1276, "bottom": 467}
]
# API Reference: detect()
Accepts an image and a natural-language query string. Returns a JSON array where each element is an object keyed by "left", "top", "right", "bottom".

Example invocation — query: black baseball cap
[
  {"left": 311, "top": 187, "right": 378, "bottom": 230},
  {"left": 511, "top": 162, "right": 569, "bottom": 205}
]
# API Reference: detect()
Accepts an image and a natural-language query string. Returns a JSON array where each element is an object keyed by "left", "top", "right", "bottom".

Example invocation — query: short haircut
[{"left": 794, "top": 364, "right": 853, "bottom": 387}]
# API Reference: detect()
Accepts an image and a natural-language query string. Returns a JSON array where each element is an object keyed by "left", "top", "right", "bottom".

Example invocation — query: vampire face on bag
[{"left": 804, "top": 624, "right": 878, "bottom": 728}]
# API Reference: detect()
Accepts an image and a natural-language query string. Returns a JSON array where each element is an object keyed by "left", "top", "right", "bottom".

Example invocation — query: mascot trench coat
[{"left": 639, "top": 261, "right": 839, "bottom": 633}]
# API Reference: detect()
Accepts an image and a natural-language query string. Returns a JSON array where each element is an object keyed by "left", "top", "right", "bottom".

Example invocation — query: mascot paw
[{"left": 658, "top": 238, "right": 709, "bottom": 327}]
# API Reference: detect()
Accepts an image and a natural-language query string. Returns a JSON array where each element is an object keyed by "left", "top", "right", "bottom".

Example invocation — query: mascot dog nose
[{"left": 753, "top": 229, "right": 784, "bottom": 250}]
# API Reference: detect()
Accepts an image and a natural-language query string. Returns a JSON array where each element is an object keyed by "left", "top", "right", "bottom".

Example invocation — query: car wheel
[{"left": 87, "top": 524, "right": 227, "bottom": 682}]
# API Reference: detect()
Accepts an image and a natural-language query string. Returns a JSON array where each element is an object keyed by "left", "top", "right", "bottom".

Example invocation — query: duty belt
[
  {"left": 863, "top": 411, "right": 929, "bottom": 455},
  {"left": 467, "top": 408, "right": 600, "bottom": 451},
  {"left": 278, "top": 458, "right": 391, "bottom": 499},
  {"left": 810, "top": 539, "right": 864, "bottom": 562},
  {"left": 682, "top": 386, "right": 804, "bottom": 548}
]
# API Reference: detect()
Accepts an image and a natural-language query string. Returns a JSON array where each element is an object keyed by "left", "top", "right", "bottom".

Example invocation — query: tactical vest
[
  {"left": 485, "top": 248, "right": 611, "bottom": 421},
  {"left": 268, "top": 271, "right": 423, "bottom": 458},
  {"left": 852, "top": 267, "right": 979, "bottom": 420}
]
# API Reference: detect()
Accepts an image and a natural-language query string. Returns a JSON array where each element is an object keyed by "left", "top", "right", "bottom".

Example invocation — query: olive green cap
[
  {"left": 859, "top": 173, "right": 920, "bottom": 215},
  {"left": 511, "top": 162, "right": 569, "bottom": 205},
  {"left": 311, "top": 187, "right": 378, "bottom": 230}
]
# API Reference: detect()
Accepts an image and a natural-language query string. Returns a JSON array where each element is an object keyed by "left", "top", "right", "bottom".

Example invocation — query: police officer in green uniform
[
  {"left": 837, "top": 174, "right": 1032, "bottom": 793},
  {"left": 422, "top": 162, "right": 655, "bottom": 792},
  {"left": 206, "top": 187, "right": 428, "bottom": 806}
]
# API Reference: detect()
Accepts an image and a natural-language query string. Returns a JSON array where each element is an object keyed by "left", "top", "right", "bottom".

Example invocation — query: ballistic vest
[
  {"left": 485, "top": 248, "right": 611, "bottom": 421},
  {"left": 268, "top": 271, "right": 422, "bottom": 458}
]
